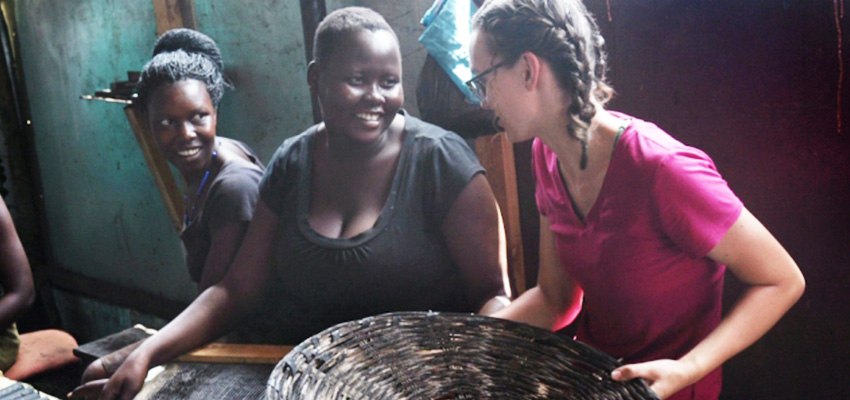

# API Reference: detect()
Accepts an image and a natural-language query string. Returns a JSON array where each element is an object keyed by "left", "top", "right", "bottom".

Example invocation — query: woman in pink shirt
[{"left": 467, "top": 0, "right": 805, "bottom": 398}]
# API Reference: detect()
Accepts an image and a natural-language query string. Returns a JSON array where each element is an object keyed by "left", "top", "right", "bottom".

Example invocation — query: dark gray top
[
  {"left": 257, "top": 113, "right": 504, "bottom": 344},
  {"left": 180, "top": 137, "right": 265, "bottom": 283}
]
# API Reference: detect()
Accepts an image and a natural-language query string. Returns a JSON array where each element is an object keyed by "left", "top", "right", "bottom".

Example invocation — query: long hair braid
[{"left": 473, "top": 0, "right": 614, "bottom": 150}]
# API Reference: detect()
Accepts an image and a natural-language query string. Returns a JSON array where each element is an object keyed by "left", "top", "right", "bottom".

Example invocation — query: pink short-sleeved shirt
[{"left": 533, "top": 114, "right": 742, "bottom": 399}]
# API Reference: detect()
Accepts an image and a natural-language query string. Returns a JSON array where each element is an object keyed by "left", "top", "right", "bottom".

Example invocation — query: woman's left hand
[{"left": 611, "top": 359, "right": 695, "bottom": 400}]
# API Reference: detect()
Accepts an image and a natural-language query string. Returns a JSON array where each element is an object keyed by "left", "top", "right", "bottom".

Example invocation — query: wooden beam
[
  {"left": 152, "top": 0, "right": 196, "bottom": 36},
  {"left": 124, "top": 105, "right": 184, "bottom": 231},
  {"left": 177, "top": 343, "right": 294, "bottom": 365},
  {"left": 475, "top": 132, "right": 526, "bottom": 296},
  {"left": 45, "top": 265, "right": 188, "bottom": 321},
  {"left": 299, "top": 0, "right": 326, "bottom": 124}
]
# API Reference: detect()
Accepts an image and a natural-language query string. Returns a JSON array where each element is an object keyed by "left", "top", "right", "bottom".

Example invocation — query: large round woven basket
[{"left": 266, "top": 311, "right": 659, "bottom": 399}]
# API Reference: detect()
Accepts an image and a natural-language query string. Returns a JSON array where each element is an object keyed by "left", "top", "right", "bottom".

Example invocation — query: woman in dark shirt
[
  {"left": 139, "top": 28, "right": 265, "bottom": 292},
  {"left": 74, "top": 28, "right": 265, "bottom": 387},
  {"left": 71, "top": 8, "right": 507, "bottom": 400}
]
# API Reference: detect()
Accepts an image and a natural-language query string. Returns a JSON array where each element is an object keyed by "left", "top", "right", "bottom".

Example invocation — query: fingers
[
  {"left": 81, "top": 359, "right": 110, "bottom": 383},
  {"left": 612, "top": 363, "right": 655, "bottom": 382},
  {"left": 99, "top": 377, "right": 129, "bottom": 400},
  {"left": 67, "top": 378, "right": 108, "bottom": 399}
]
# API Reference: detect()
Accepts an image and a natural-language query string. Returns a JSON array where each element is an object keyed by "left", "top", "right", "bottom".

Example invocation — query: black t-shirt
[
  {"left": 258, "top": 113, "right": 504, "bottom": 344},
  {"left": 180, "top": 137, "right": 265, "bottom": 283}
]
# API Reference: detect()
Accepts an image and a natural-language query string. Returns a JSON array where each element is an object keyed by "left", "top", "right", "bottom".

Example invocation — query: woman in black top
[
  {"left": 138, "top": 28, "right": 265, "bottom": 292},
  {"left": 71, "top": 8, "right": 507, "bottom": 400},
  {"left": 72, "top": 28, "right": 265, "bottom": 392}
]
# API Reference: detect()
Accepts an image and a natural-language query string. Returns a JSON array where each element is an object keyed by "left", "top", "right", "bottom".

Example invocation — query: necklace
[
  {"left": 580, "top": 119, "right": 632, "bottom": 170},
  {"left": 184, "top": 148, "right": 218, "bottom": 227}
]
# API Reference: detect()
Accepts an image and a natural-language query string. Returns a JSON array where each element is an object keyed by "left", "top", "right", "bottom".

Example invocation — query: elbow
[
  {"left": 15, "top": 282, "right": 36, "bottom": 316},
  {"left": 789, "top": 269, "right": 806, "bottom": 304},
  {"left": 544, "top": 287, "right": 583, "bottom": 331},
  {"left": 23, "top": 284, "right": 36, "bottom": 310}
]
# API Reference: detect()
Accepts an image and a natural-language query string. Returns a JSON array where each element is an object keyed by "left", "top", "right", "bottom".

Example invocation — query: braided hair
[
  {"left": 136, "top": 28, "right": 231, "bottom": 109},
  {"left": 473, "top": 0, "right": 614, "bottom": 146}
]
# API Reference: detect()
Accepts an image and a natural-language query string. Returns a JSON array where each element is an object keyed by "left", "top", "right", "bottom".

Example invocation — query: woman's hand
[
  {"left": 80, "top": 358, "right": 109, "bottom": 383},
  {"left": 96, "top": 353, "right": 150, "bottom": 400},
  {"left": 67, "top": 378, "right": 109, "bottom": 399},
  {"left": 611, "top": 359, "right": 696, "bottom": 399},
  {"left": 68, "top": 358, "right": 110, "bottom": 399},
  {"left": 68, "top": 352, "right": 150, "bottom": 400}
]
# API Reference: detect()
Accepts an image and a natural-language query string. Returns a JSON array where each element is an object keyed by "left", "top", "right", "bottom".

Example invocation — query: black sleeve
[
  {"left": 259, "top": 132, "right": 309, "bottom": 215},
  {"left": 421, "top": 131, "right": 486, "bottom": 227},
  {"left": 206, "top": 165, "right": 263, "bottom": 233}
]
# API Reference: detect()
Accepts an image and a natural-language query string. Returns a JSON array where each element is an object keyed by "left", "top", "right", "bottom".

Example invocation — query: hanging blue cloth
[{"left": 419, "top": 0, "right": 478, "bottom": 103}]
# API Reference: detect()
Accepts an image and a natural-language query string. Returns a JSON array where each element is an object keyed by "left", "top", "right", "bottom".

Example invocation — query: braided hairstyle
[
  {"left": 472, "top": 0, "right": 613, "bottom": 146},
  {"left": 313, "top": 7, "right": 398, "bottom": 69},
  {"left": 136, "top": 28, "right": 231, "bottom": 110}
]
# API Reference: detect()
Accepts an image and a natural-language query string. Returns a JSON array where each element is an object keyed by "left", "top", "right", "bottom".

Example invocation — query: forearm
[
  {"left": 491, "top": 286, "right": 581, "bottom": 331},
  {"left": 679, "top": 207, "right": 806, "bottom": 383},
  {"left": 130, "top": 283, "right": 252, "bottom": 368},
  {"left": 678, "top": 280, "right": 804, "bottom": 384}
]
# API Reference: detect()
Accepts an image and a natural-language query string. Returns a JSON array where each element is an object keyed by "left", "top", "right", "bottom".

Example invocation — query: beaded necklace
[{"left": 184, "top": 147, "right": 218, "bottom": 227}]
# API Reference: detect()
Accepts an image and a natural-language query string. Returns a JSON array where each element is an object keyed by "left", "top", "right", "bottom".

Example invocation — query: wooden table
[{"left": 74, "top": 327, "right": 293, "bottom": 400}]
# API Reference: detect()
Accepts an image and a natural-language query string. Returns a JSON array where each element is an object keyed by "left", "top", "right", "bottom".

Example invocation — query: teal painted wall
[
  {"left": 15, "top": 0, "right": 196, "bottom": 302},
  {"left": 12, "top": 0, "right": 318, "bottom": 305},
  {"left": 12, "top": 0, "right": 432, "bottom": 335}
]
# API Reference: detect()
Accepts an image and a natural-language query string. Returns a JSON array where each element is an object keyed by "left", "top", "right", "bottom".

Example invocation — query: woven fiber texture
[{"left": 267, "top": 311, "right": 660, "bottom": 399}]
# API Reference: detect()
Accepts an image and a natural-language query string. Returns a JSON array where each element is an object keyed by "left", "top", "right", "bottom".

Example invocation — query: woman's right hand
[
  {"left": 68, "top": 358, "right": 110, "bottom": 399},
  {"left": 80, "top": 358, "right": 109, "bottom": 383},
  {"left": 69, "top": 352, "right": 150, "bottom": 400},
  {"left": 97, "top": 353, "right": 151, "bottom": 400}
]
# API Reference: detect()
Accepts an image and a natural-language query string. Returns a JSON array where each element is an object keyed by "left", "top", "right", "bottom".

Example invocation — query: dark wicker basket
[{"left": 266, "top": 311, "right": 659, "bottom": 399}]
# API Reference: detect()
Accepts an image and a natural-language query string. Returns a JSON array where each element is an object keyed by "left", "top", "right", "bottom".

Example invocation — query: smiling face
[
  {"left": 310, "top": 28, "right": 403, "bottom": 145},
  {"left": 147, "top": 79, "right": 218, "bottom": 180}
]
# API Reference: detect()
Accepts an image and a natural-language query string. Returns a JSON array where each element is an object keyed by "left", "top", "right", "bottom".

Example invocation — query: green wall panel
[
  {"left": 15, "top": 0, "right": 196, "bottom": 303},
  {"left": 193, "top": 0, "right": 314, "bottom": 163}
]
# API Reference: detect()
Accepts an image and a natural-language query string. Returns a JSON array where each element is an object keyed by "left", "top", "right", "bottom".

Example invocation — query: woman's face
[
  {"left": 147, "top": 79, "right": 218, "bottom": 179},
  {"left": 469, "top": 29, "right": 532, "bottom": 143},
  {"left": 311, "top": 29, "right": 403, "bottom": 145}
]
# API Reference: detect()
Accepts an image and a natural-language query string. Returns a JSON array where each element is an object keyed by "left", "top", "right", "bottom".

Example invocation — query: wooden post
[
  {"left": 299, "top": 0, "right": 326, "bottom": 124},
  {"left": 152, "top": 0, "right": 197, "bottom": 36},
  {"left": 475, "top": 132, "right": 526, "bottom": 295},
  {"left": 118, "top": 0, "right": 200, "bottom": 231},
  {"left": 125, "top": 105, "right": 184, "bottom": 231}
]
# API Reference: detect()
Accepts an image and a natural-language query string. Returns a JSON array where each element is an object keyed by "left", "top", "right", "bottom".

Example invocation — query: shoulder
[
  {"left": 207, "top": 161, "right": 263, "bottom": 205},
  {"left": 217, "top": 159, "right": 264, "bottom": 186},
  {"left": 218, "top": 137, "right": 265, "bottom": 170},
  {"left": 616, "top": 116, "right": 718, "bottom": 180},
  {"left": 267, "top": 125, "right": 317, "bottom": 167},
  {"left": 405, "top": 114, "right": 475, "bottom": 157}
]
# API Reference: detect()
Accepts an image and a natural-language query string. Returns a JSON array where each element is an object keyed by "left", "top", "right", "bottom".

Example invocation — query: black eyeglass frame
[{"left": 465, "top": 61, "right": 508, "bottom": 103}]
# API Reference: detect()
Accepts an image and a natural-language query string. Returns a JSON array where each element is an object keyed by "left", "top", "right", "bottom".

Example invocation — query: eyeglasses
[{"left": 465, "top": 61, "right": 507, "bottom": 103}]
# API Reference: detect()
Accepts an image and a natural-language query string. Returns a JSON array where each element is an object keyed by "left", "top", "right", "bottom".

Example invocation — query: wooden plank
[
  {"left": 137, "top": 363, "right": 270, "bottom": 400},
  {"left": 177, "top": 343, "right": 294, "bottom": 365},
  {"left": 47, "top": 266, "right": 188, "bottom": 321},
  {"left": 299, "top": 0, "right": 327, "bottom": 124},
  {"left": 152, "top": 0, "right": 197, "bottom": 36},
  {"left": 475, "top": 132, "right": 526, "bottom": 295},
  {"left": 124, "top": 105, "right": 184, "bottom": 231}
]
